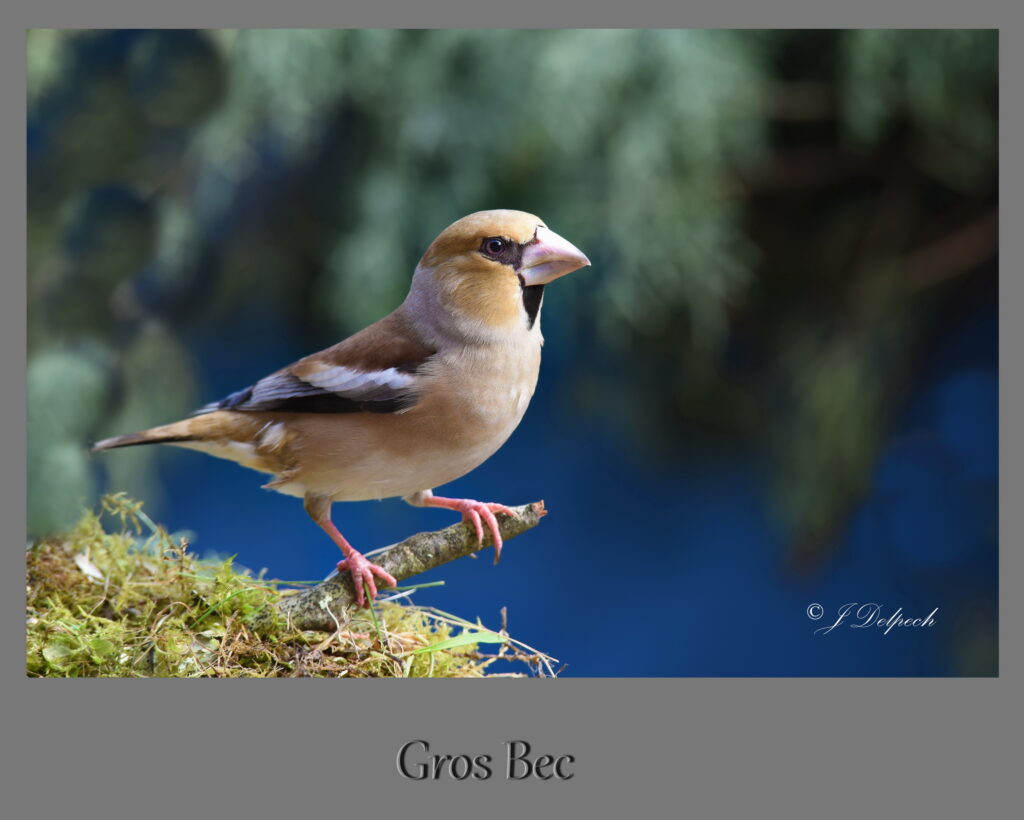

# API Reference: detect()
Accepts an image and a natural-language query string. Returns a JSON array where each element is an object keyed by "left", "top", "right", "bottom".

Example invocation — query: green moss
[{"left": 27, "top": 493, "right": 555, "bottom": 678}]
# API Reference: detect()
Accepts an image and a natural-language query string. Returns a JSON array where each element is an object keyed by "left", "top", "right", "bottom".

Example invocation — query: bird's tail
[{"left": 91, "top": 419, "right": 201, "bottom": 453}]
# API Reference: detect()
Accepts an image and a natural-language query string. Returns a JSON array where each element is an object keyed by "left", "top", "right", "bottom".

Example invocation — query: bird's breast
[{"left": 416, "top": 340, "right": 541, "bottom": 452}]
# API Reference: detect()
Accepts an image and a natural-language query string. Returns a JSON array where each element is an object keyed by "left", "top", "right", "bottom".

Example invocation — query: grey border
[{"left": 8, "top": 8, "right": 1017, "bottom": 819}]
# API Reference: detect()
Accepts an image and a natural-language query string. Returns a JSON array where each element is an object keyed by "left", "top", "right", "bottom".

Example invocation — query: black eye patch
[{"left": 479, "top": 236, "right": 526, "bottom": 269}]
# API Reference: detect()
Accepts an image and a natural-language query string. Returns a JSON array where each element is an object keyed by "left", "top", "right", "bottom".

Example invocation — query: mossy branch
[{"left": 263, "top": 501, "right": 547, "bottom": 633}]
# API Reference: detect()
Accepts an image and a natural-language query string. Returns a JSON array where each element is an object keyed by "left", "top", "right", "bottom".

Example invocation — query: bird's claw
[
  {"left": 336, "top": 553, "right": 397, "bottom": 608},
  {"left": 421, "top": 494, "right": 518, "bottom": 563},
  {"left": 454, "top": 500, "right": 517, "bottom": 563}
]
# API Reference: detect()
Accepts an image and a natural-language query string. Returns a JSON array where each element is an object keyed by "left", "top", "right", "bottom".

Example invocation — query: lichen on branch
[{"left": 270, "top": 501, "right": 547, "bottom": 633}]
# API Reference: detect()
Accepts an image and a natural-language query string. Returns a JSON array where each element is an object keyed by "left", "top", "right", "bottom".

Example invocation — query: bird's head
[{"left": 408, "top": 209, "right": 590, "bottom": 340}]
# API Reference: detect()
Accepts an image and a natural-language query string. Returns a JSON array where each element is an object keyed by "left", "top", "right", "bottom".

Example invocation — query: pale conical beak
[{"left": 519, "top": 225, "right": 591, "bottom": 286}]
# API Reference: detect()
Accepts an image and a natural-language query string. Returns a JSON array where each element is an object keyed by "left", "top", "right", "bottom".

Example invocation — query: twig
[{"left": 256, "top": 501, "right": 547, "bottom": 633}]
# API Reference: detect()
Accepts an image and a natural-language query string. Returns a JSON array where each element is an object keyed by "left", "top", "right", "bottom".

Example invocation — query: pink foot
[
  {"left": 312, "top": 514, "right": 397, "bottom": 608},
  {"left": 336, "top": 551, "right": 398, "bottom": 609},
  {"left": 424, "top": 496, "right": 518, "bottom": 562}
]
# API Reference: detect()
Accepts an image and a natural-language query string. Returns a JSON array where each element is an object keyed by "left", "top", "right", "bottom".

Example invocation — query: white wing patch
[
  {"left": 258, "top": 421, "right": 287, "bottom": 451},
  {"left": 193, "top": 361, "right": 423, "bottom": 415},
  {"left": 302, "top": 364, "right": 417, "bottom": 401}
]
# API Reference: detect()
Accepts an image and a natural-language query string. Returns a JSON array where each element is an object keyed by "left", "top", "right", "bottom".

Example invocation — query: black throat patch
[{"left": 518, "top": 276, "right": 544, "bottom": 330}]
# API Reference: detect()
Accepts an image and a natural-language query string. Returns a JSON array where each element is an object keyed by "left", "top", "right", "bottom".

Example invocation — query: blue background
[{"left": 153, "top": 297, "right": 997, "bottom": 677}]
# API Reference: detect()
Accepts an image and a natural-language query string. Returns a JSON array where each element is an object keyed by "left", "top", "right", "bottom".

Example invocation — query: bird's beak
[{"left": 520, "top": 226, "right": 591, "bottom": 287}]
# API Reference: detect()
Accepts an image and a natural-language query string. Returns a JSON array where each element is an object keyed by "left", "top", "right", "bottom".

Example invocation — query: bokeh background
[{"left": 27, "top": 29, "right": 998, "bottom": 676}]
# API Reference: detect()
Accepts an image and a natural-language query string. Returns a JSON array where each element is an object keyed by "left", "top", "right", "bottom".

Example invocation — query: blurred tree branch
[
  {"left": 764, "top": 81, "right": 835, "bottom": 122},
  {"left": 733, "top": 149, "right": 878, "bottom": 194},
  {"left": 907, "top": 210, "right": 998, "bottom": 291}
]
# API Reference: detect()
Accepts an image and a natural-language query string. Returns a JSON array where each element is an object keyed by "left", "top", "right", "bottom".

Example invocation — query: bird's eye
[{"left": 482, "top": 237, "right": 506, "bottom": 257}]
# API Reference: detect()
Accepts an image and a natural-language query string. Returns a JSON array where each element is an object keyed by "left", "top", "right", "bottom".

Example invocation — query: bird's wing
[{"left": 195, "top": 310, "right": 436, "bottom": 415}]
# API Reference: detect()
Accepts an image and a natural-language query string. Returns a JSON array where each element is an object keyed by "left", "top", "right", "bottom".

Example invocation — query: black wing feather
[{"left": 196, "top": 371, "right": 416, "bottom": 416}]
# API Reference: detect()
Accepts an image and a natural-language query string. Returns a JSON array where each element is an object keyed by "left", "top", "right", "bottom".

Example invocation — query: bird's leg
[
  {"left": 304, "top": 495, "right": 397, "bottom": 608},
  {"left": 404, "top": 489, "right": 519, "bottom": 563}
]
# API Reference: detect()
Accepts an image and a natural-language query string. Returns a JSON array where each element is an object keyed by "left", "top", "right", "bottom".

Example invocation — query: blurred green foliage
[
  {"left": 841, "top": 30, "right": 997, "bottom": 191},
  {"left": 27, "top": 30, "right": 997, "bottom": 562}
]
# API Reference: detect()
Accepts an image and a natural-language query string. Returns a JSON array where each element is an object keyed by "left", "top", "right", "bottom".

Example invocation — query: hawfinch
[{"left": 93, "top": 210, "right": 590, "bottom": 606}]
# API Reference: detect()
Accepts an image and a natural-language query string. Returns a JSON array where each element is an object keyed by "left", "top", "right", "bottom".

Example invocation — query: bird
[{"left": 92, "top": 210, "right": 591, "bottom": 607}]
